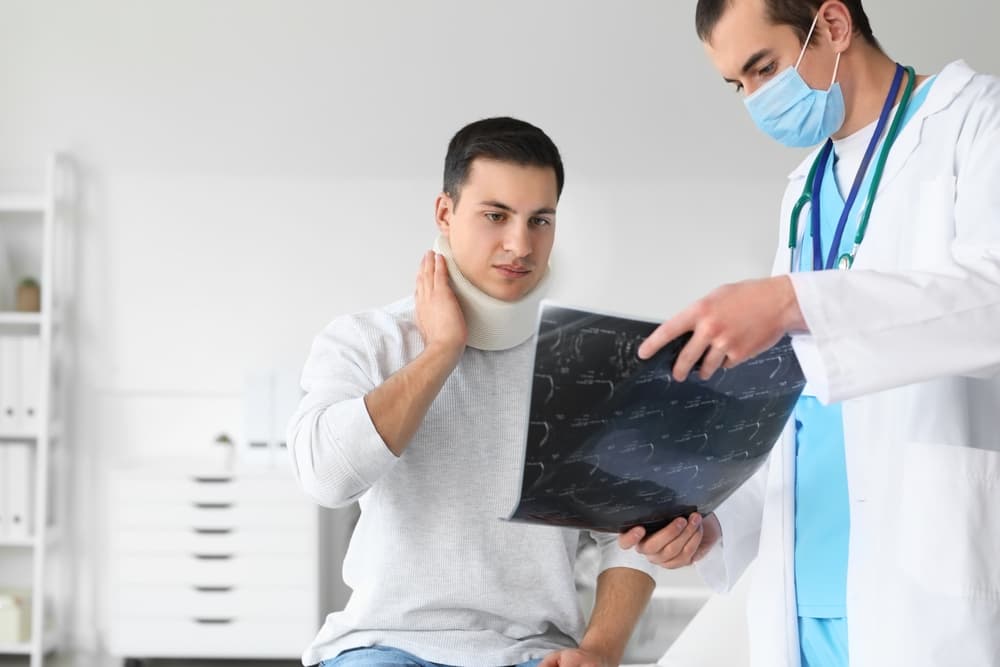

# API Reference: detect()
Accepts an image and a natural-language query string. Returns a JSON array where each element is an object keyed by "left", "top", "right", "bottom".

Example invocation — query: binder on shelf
[
  {"left": 0, "top": 445, "right": 8, "bottom": 539},
  {"left": 3, "top": 442, "right": 34, "bottom": 540},
  {"left": 0, "top": 336, "right": 19, "bottom": 434},
  {"left": 19, "top": 335, "right": 41, "bottom": 433}
]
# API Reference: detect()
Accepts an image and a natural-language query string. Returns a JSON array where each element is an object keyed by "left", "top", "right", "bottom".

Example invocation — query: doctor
[{"left": 618, "top": 1, "right": 1000, "bottom": 665}]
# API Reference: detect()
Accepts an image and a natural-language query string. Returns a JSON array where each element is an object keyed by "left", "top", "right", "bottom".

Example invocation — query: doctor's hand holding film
[{"left": 640, "top": 275, "right": 807, "bottom": 381}]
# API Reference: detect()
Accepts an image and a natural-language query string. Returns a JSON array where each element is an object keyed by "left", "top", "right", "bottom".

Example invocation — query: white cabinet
[{"left": 106, "top": 466, "right": 320, "bottom": 661}]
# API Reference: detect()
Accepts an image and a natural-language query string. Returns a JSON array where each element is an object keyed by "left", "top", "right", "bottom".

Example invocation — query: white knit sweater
[{"left": 287, "top": 297, "right": 657, "bottom": 666}]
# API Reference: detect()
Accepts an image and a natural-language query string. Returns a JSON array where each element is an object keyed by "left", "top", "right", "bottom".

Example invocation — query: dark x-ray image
[{"left": 506, "top": 303, "right": 806, "bottom": 534}]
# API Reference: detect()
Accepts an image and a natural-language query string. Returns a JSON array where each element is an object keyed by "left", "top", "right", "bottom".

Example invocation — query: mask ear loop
[
  {"left": 795, "top": 12, "right": 842, "bottom": 92},
  {"left": 795, "top": 13, "right": 822, "bottom": 69},
  {"left": 828, "top": 51, "right": 842, "bottom": 90}
]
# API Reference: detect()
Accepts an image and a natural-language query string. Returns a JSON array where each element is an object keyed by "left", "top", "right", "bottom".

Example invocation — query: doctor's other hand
[
  {"left": 619, "top": 512, "right": 721, "bottom": 569},
  {"left": 415, "top": 251, "right": 467, "bottom": 356},
  {"left": 638, "top": 276, "right": 807, "bottom": 381}
]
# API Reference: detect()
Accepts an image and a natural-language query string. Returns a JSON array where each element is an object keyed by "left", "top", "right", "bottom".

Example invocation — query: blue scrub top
[{"left": 793, "top": 76, "right": 936, "bottom": 619}]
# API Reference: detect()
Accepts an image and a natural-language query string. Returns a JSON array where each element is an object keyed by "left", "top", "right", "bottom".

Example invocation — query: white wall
[{"left": 1, "top": 0, "right": 998, "bottom": 657}]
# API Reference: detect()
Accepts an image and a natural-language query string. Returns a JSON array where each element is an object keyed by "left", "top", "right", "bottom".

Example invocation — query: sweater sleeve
[
  {"left": 286, "top": 315, "right": 399, "bottom": 508},
  {"left": 589, "top": 530, "right": 658, "bottom": 581}
]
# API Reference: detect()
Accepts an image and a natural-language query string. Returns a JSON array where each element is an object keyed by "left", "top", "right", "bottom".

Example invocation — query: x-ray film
[{"left": 506, "top": 302, "right": 806, "bottom": 534}]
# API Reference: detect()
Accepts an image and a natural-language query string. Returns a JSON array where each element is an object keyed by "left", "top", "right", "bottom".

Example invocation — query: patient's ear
[{"left": 434, "top": 192, "right": 454, "bottom": 235}]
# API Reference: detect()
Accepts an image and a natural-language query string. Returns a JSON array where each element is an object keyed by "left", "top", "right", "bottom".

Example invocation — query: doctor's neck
[{"left": 833, "top": 45, "right": 927, "bottom": 140}]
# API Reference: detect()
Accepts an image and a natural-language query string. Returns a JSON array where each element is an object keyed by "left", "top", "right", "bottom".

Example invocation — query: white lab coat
[{"left": 697, "top": 60, "right": 1000, "bottom": 667}]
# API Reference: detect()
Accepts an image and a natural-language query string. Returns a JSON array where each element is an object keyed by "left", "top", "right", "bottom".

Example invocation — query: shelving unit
[
  {"left": 0, "top": 154, "right": 75, "bottom": 667},
  {"left": 0, "top": 313, "right": 42, "bottom": 327},
  {"left": 0, "top": 632, "right": 57, "bottom": 657},
  {"left": 0, "top": 529, "right": 61, "bottom": 550},
  {"left": 0, "top": 195, "right": 46, "bottom": 215}
]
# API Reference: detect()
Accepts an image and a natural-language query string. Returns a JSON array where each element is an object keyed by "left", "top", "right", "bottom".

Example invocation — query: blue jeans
[{"left": 320, "top": 645, "right": 543, "bottom": 667}]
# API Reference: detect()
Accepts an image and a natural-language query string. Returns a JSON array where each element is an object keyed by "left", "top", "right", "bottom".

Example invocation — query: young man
[
  {"left": 619, "top": 1, "right": 1000, "bottom": 666},
  {"left": 288, "top": 117, "right": 656, "bottom": 667}
]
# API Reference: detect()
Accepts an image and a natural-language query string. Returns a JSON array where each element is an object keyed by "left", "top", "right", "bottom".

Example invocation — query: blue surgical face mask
[{"left": 744, "top": 14, "right": 845, "bottom": 148}]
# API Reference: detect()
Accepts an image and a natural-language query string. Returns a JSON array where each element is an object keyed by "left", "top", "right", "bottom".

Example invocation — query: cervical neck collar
[{"left": 433, "top": 235, "right": 550, "bottom": 351}]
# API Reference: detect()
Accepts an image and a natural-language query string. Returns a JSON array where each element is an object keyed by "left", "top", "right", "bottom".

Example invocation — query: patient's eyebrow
[
  {"left": 480, "top": 200, "right": 516, "bottom": 213},
  {"left": 480, "top": 201, "right": 556, "bottom": 217}
]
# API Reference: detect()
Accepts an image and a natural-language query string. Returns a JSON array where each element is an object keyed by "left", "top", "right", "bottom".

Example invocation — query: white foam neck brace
[{"left": 432, "top": 235, "right": 550, "bottom": 352}]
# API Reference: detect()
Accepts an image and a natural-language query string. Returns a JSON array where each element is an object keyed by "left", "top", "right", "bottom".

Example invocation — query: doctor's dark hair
[
  {"left": 443, "top": 117, "right": 565, "bottom": 204},
  {"left": 696, "top": 0, "right": 881, "bottom": 51}
]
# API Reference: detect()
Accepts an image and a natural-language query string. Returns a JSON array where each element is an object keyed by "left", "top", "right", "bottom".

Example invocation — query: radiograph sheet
[{"left": 506, "top": 303, "right": 806, "bottom": 534}]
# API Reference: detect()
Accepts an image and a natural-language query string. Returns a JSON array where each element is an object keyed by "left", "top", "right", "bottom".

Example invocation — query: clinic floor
[
  {"left": 0, "top": 657, "right": 657, "bottom": 667},
  {"left": 0, "top": 657, "right": 299, "bottom": 667}
]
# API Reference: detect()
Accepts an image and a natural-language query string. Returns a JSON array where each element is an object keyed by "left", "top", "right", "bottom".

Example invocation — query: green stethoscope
[{"left": 789, "top": 64, "right": 917, "bottom": 273}]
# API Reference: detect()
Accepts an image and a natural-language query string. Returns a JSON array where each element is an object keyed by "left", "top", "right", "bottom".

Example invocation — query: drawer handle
[
  {"left": 193, "top": 476, "right": 233, "bottom": 484},
  {"left": 193, "top": 553, "right": 234, "bottom": 560},
  {"left": 193, "top": 528, "right": 233, "bottom": 535},
  {"left": 194, "top": 586, "right": 234, "bottom": 593},
  {"left": 193, "top": 502, "right": 233, "bottom": 510},
  {"left": 194, "top": 618, "right": 234, "bottom": 624}
]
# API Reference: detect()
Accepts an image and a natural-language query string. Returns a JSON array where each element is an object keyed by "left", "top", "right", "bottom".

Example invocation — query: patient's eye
[
  {"left": 485, "top": 212, "right": 505, "bottom": 223},
  {"left": 530, "top": 216, "right": 552, "bottom": 227}
]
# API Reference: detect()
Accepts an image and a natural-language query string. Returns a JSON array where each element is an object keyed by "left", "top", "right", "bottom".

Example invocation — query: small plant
[{"left": 15, "top": 277, "right": 40, "bottom": 312}]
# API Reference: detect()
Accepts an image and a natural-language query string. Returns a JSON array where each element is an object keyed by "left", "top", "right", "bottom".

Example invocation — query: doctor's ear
[
  {"left": 434, "top": 192, "right": 456, "bottom": 234},
  {"left": 819, "top": 1, "right": 854, "bottom": 52}
]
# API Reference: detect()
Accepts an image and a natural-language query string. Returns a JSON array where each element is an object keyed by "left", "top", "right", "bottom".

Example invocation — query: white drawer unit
[{"left": 105, "top": 465, "right": 320, "bottom": 664}]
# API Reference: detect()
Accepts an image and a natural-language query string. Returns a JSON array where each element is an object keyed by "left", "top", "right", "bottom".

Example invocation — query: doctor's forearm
[
  {"left": 788, "top": 265, "right": 1000, "bottom": 402},
  {"left": 776, "top": 275, "right": 808, "bottom": 333}
]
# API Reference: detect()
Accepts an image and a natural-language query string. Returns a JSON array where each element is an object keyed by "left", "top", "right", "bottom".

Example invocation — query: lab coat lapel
[
  {"left": 875, "top": 60, "right": 977, "bottom": 191},
  {"left": 784, "top": 61, "right": 976, "bottom": 188}
]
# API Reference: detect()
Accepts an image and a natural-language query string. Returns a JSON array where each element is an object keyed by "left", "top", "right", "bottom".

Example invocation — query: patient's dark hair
[
  {"left": 696, "top": 0, "right": 881, "bottom": 51},
  {"left": 443, "top": 117, "right": 564, "bottom": 203}
]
